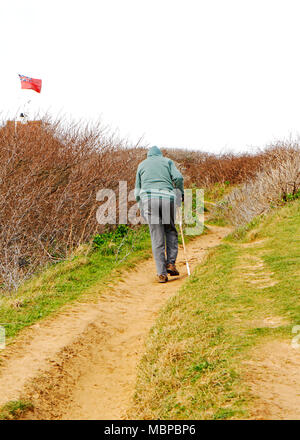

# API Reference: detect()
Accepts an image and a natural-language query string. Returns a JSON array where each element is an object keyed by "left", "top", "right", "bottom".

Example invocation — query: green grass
[
  {"left": 204, "top": 182, "right": 234, "bottom": 202},
  {"left": 129, "top": 199, "right": 300, "bottom": 420},
  {"left": 0, "top": 225, "right": 152, "bottom": 342},
  {"left": 203, "top": 182, "right": 236, "bottom": 226},
  {"left": 0, "top": 400, "right": 33, "bottom": 420}
]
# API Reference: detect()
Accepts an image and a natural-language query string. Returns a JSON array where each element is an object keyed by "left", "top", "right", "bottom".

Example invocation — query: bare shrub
[
  {"left": 163, "top": 148, "right": 267, "bottom": 188},
  {"left": 0, "top": 116, "right": 144, "bottom": 290},
  {"left": 214, "top": 143, "right": 300, "bottom": 226}
]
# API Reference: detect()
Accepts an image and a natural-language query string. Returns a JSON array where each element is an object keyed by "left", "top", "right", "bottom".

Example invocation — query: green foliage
[
  {"left": 213, "top": 408, "right": 240, "bottom": 420},
  {"left": 93, "top": 225, "right": 150, "bottom": 256},
  {"left": 283, "top": 189, "right": 300, "bottom": 202},
  {"left": 93, "top": 225, "right": 131, "bottom": 255},
  {"left": 0, "top": 400, "right": 33, "bottom": 420},
  {"left": 205, "top": 182, "right": 235, "bottom": 202}
]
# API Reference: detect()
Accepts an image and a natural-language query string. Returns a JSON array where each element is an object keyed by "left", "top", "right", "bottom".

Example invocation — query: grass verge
[
  {"left": 0, "top": 226, "right": 152, "bottom": 342},
  {"left": 129, "top": 199, "right": 300, "bottom": 419}
]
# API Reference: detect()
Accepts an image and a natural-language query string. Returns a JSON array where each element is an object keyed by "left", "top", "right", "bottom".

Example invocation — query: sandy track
[
  {"left": 245, "top": 341, "right": 300, "bottom": 420},
  {"left": 0, "top": 225, "right": 230, "bottom": 420}
]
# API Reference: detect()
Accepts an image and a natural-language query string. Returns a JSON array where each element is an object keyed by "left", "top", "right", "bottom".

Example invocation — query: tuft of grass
[
  {"left": 284, "top": 188, "right": 300, "bottom": 202},
  {"left": 213, "top": 408, "right": 245, "bottom": 420},
  {"left": 129, "top": 199, "right": 300, "bottom": 420},
  {"left": 205, "top": 182, "right": 235, "bottom": 203},
  {"left": 92, "top": 224, "right": 135, "bottom": 255},
  {"left": 0, "top": 400, "right": 33, "bottom": 420},
  {"left": 204, "top": 183, "right": 236, "bottom": 226},
  {"left": 224, "top": 216, "right": 262, "bottom": 242}
]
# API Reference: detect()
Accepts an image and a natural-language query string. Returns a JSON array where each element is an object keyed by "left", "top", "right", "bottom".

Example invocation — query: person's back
[
  {"left": 135, "top": 146, "right": 184, "bottom": 283},
  {"left": 135, "top": 146, "right": 183, "bottom": 203}
]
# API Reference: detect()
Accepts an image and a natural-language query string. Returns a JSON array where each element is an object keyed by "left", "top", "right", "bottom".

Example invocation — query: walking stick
[{"left": 177, "top": 207, "right": 191, "bottom": 276}]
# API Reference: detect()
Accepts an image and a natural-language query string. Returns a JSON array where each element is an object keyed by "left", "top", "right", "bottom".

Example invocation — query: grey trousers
[{"left": 141, "top": 198, "right": 178, "bottom": 276}]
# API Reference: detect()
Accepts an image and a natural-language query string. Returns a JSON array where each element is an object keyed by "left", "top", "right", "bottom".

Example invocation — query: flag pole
[{"left": 18, "top": 73, "right": 42, "bottom": 122}]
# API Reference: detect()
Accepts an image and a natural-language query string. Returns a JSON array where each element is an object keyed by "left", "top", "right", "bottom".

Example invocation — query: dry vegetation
[
  {"left": 214, "top": 143, "right": 300, "bottom": 226},
  {"left": 0, "top": 117, "right": 143, "bottom": 290},
  {"left": 164, "top": 147, "right": 267, "bottom": 187},
  {"left": 0, "top": 116, "right": 299, "bottom": 290}
]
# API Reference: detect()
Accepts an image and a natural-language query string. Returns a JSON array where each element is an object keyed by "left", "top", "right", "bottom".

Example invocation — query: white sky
[{"left": 1, "top": 0, "right": 300, "bottom": 152}]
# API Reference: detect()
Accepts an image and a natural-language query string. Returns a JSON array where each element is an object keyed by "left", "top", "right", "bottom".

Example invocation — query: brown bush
[
  {"left": 213, "top": 142, "right": 300, "bottom": 226},
  {"left": 0, "top": 117, "right": 144, "bottom": 290},
  {"left": 162, "top": 148, "right": 267, "bottom": 188}
]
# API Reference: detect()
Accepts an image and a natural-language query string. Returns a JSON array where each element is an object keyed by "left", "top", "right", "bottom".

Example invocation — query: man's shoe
[
  {"left": 158, "top": 274, "right": 168, "bottom": 283},
  {"left": 166, "top": 263, "right": 179, "bottom": 276}
]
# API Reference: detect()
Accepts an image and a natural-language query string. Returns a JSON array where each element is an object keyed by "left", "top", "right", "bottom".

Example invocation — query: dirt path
[
  {"left": 236, "top": 239, "right": 300, "bottom": 420},
  {"left": 245, "top": 341, "right": 300, "bottom": 420},
  {"left": 0, "top": 225, "right": 230, "bottom": 420}
]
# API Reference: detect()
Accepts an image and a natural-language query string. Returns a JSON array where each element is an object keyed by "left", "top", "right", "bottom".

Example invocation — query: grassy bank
[
  {"left": 0, "top": 211, "right": 207, "bottom": 344},
  {"left": 130, "top": 200, "right": 300, "bottom": 419},
  {"left": 0, "top": 185, "right": 212, "bottom": 344},
  {"left": 0, "top": 226, "right": 152, "bottom": 341}
]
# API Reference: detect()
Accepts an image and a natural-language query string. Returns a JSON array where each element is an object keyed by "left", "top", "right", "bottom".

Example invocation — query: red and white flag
[{"left": 18, "top": 74, "right": 42, "bottom": 93}]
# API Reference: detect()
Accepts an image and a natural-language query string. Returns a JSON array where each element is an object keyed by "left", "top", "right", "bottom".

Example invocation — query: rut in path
[{"left": 0, "top": 225, "right": 230, "bottom": 420}]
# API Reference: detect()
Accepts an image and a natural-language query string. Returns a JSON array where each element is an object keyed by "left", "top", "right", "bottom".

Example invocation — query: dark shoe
[
  {"left": 158, "top": 274, "right": 168, "bottom": 283},
  {"left": 166, "top": 263, "right": 179, "bottom": 276}
]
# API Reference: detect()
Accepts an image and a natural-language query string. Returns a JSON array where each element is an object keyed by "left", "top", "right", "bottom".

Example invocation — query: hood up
[{"left": 147, "top": 146, "right": 163, "bottom": 157}]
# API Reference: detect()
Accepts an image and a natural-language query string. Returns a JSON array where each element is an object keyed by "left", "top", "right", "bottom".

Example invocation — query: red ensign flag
[{"left": 18, "top": 74, "right": 42, "bottom": 93}]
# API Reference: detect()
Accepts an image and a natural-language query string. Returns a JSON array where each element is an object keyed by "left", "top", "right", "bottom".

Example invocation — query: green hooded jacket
[{"left": 134, "top": 146, "right": 184, "bottom": 202}]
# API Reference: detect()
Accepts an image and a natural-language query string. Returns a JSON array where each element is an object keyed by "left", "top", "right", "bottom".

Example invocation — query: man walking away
[{"left": 134, "top": 146, "right": 184, "bottom": 283}]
